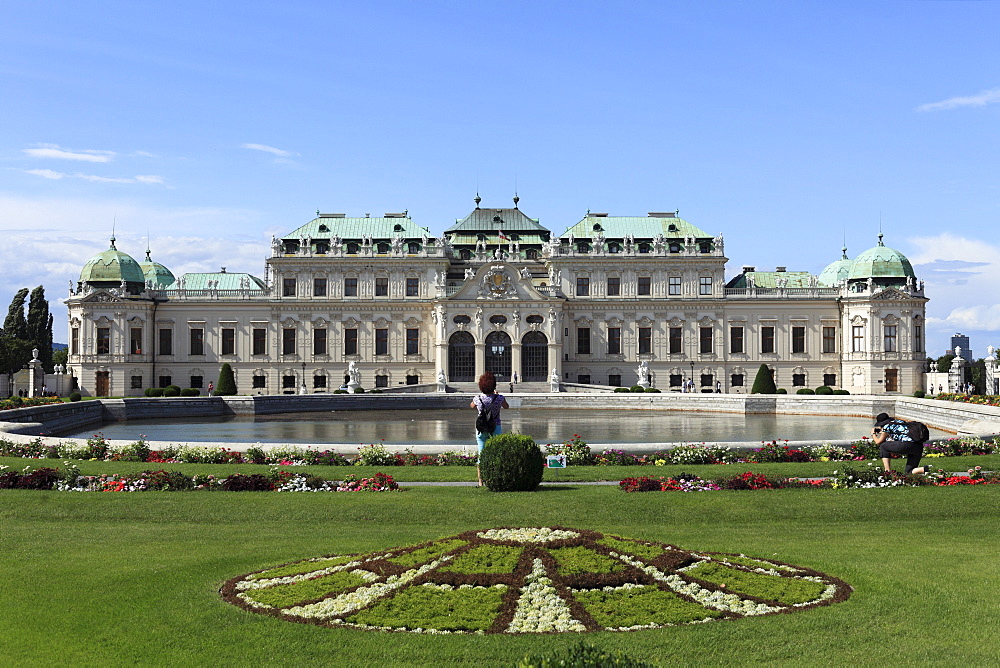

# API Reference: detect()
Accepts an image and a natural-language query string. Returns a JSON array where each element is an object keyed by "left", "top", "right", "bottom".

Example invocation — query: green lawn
[{"left": 2, "top": 483, "right": 1000, "bottom": 666}]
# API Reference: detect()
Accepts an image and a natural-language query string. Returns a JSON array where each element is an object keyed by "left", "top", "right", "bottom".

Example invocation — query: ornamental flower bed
[
  {"left": 0, "top": 396, "right": 62, "bottom": 412},
  {"left": 220, "top": 527, "right": 852, "bottom": 634},
  {"left": 620, "top": 467, "right": 1000, "bottom": 491},
  {"left": 0, "top": 464, "right": 400, "bottom": 493}
]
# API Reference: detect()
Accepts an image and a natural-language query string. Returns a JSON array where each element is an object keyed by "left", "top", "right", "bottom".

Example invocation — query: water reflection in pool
[{"left": 64, "top": 408, "right": 922, "bottom": 446}]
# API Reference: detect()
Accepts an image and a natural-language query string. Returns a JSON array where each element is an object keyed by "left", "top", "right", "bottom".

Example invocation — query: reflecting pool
[{"left": 63, "top": 408, "right": 946, "bottom": 446}]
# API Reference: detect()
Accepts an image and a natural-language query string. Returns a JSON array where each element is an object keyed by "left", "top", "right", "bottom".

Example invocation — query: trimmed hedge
[
  {"left": 479, "top": 433, "right": 544, "bottom": 492},
  {"left": 815, "top": 385, "right": 833, "bottom": 395},
  {"left": 215, "top": 363, "right": 236, "bottom": 396},
  {"left": 750, "top": 363, "right": 776, "bottom": 394},
  {"left": 69, "top": 392, "right": 82, "bottom": 402}
]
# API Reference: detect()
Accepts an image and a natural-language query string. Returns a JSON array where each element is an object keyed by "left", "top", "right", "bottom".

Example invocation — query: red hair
[{"left": 478, "top": 372, "right": 497, "bottom": 394}]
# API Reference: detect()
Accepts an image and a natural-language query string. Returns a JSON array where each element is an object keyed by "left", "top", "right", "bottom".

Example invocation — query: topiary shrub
[
  {"left": 815, "top": 385, "right": 833, "bottom": 395},
  {"left": 479, "top": 433, "right": 544, "bottom": 492},
  {"left": 215, "top": 363, "right": 237, "bottom": 396},
  {"left": 613, "top": 387, "right": 630, "bottom": 393},
  {"left": 833, "top": 389, "right": 850, "bottom": 395},
  {"left": 644, "top": 387, "right": 661, "bottom": 393},
  {"left": 163, "top": 387, "right": 180, "bottom": 397},
  {"left": 333, "top": 389, "right": 348, "bottom": 394},
  {"left": 180, "top": 388, "right": 199, "bottom": 397},
  {"left": 354, "top": 387, "right": 365, "bottom": 394},
  {"left": 913, "top": 389, "right": 926, "bottom": 398},
  {"left": 69, "top": 392, "right": 82, "bottom": 402},
  {"left": 629, "top": 385, "right": 644, "bottom": 393},
  {"left": 750, "top": 364, "right": 776, "bottom": 394},
  {"left": 776, "top": 388, "right": 787, "bottom": 394},
  {"left": 796, "top": 388, "right": 815, "bottom": 395},
  {"left": 146, "top": 387, "right": 164, "bottom": 397}
]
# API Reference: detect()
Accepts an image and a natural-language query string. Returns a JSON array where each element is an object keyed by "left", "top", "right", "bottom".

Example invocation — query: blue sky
[{"left": 2, "top": 0, "right": 999, "bottom": 356}]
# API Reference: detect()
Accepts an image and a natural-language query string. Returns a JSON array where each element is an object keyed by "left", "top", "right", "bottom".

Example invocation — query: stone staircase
[{"left": 446, "top": 381, "right": 553, "bottom": 393}]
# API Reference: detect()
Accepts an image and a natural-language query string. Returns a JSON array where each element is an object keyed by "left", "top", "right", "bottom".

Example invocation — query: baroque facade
[{"left": 65, "top": 200, "right": 928, "bottom": 396}]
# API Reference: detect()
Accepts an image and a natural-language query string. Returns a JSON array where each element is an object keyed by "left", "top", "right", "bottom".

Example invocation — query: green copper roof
[
  {"left": 283, "top": 215, "right": 431, "bottom": 240},
  {"left": 167, "top": 272, "right": 266, "bottom": 291},
  {"left": 79, "top": 237, "right": 145, "bottom": 285},
  {"left": 445, "top": 207, "right": 549, "bottom": 234},
  {"left": 847, "top": 234, "right": 915, "bottom": 280},
  {"left": 558, "top": 214, "right": 711, "bottom": 240},
  {"left": 139, "top": 250, "right": 175, "bottom": 289},
  {"left": 726, "top": 271, "right": 816, "bottom": 289},
  {"left": 817, "top": 247, "right": 852, "bottom": 286}
]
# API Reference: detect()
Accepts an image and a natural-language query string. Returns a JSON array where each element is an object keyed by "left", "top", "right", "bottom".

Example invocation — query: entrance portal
[
  {"left": 95, "top": 371, "right": 110, "bottom": 397},
  {"left": 448, "top": 332, "right": 475, "bottom": 382},
  {"left": 485, "top": 331, "right": 512, "bottom": 380},
  {"left": 521, "top": 331, "right": 548, "bottom": 382}
]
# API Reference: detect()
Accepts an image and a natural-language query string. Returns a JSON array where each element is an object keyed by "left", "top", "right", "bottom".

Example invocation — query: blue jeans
[{"left": 476, "top": 425, "right": 502, "bottom": 451}]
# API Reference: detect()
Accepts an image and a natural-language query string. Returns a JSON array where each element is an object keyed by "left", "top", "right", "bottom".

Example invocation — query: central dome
[
  {"left": 848, "top": 234, "right": 915, "bottom": 281},
  {"left": 79, "top": 237, "right": 145, "bottom": 287}
]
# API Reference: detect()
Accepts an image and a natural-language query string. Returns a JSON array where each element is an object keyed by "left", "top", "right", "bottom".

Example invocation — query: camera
[{"left": 873, "top": 428, "right": 882, "bottom": 434}]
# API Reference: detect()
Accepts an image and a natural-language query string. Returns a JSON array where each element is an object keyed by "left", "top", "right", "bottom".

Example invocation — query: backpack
[
  {"left": 905, "top": 420, "right": 930, "bottom": 444},
  {"left": 476, "top": 396, "right": 497, "bottom": 434}
]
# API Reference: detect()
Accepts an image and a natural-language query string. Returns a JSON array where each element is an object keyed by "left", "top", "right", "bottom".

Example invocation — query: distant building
[
  {"left": 65, "top": 200, "right": 929, "bottom": 396},
  {"left": 950, "top": 333, "right": 972, "bottom": 361}
]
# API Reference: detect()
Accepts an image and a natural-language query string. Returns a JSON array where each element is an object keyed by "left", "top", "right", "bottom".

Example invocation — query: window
[
  {"left": 792, "top": 326, "right": 805, "bottom": 354},
  {"left": 252, "top": 375, "right": 266, "bottom": 389},
  {"left": 761, "top": 326, "right": 775, "bottom": 354},
  {"left": 637, "top": 276, "right": 651, "bottom": 296},
  {"left": 158, "top": 376, "right": 172, "bottom": 388},
  {"left": 313, "top": 375, "right": 327, "bottom": 389},
  {"left": 914, "top": 325, "right": 923, "bottom": 353},
  {"left": 577, "top": 327, "right": 591, "bottom": 355},
  {"left": 158, "top": 329, "right": 172, "bottom": 355},
  {"left": 731, "top": 374, "right": 744, "bottom": 387},
  {"left": 375, "top": 276, "right": 389, "bottom": 297},
  {"left": 885, "top": 368, "right": 898, "bottom": 392},
  {"left": 607, "top": 327, "right": 621, "bottom": 355},
  {"left": 608, "top": 374, "right": 621, "bottom": 387},
  {"left": 314, "top": 328, "right": 327, "bottom": 356},
  {"left": 282, "top": 375, "right": 296, "bottom": 389},
  {"left": 406, "top": 328, "right": 419, "bottom": 355},
  {"left": 792, "top": 373, "right": 806, "bottom": 387},
  {"left": 460, "top": 248, "right": 472, "bottom": 260},
  {"left": 190, "top": 376, "right": 203, "bottom": 389},
  {"left": 377, "top": 242, "right": 390, "bottom": 254},
  {"left": 884, "top": 325, "right": 897, "bottom": 352},
  {"left": 577, "top": 374, "right": 591, "bottom": 384},
  {"left": 408, "top": 242, "right": 420, "bottom": 254},
  {"left": 852, "top": 325, "right": 865, "bottom": 352},
  {"left": 607, "top": 276, "right": 621, "bottom": 296},
  {"left": 71, "top": 327, "right": 80, "bottom": 355},
  {"left": 699, "top": 327, "right": 713, "bottom": 354},
  {"left": 577, "top": 276, "right": 590, "bottom": 296},
  {"left": 699, "top": 276, "right": 712, "bottom": 295},
  {"left": 700, "top": 374, "right": 713, "bottom": 388},
  {"left": 313, "top": 277, "right": 327, "bottom": 297},
  {"left": 669, "top": 327, "right": 682, "bottom": 354},
  {"left": 823, "top": 373, "right": 837, "bottom": 387},
  {"left": 406, "top": 277, "right": 419, "bottom": 297},
  {"left": 344, "top": 277, "right": 358, "bottom": 297},
  {"left": 252, "top": 328, "right": 266, "bottom": 355},
  {"left": 375, "top": 374, "right": 389, "bottom": 388},
  {"left": 638, "top": 327, "right": 652, "bottom": 354},
  {"left": 670, "top": 374, "right": 682, "bottom": 387},
  {"left": 282, "top": 328, "right": 296, "bottom": 355},
  {"left": 344, "top": 328, "right": 358, "bottom": 355},
  {"left": 282, "top": 278, "right": 296, "bottom": 297},
  {"left": 668, "top": 276, "right": 681, "bottom": 295},
  {"left": 406, "top": 374, "right": 419, "bottom": 385},
  {"left": 221, "top": 328, "right": 235, "bottom": 355},
  {"left": 730, "top": 326, "right": 744, "bottom": 354},
  {"left": 639, "top": 243, "right": 651, "bottom": 253},
  {"left": 526, "top": 248, "right": 539, "bottom": 260},
  {"left": 190, "top": 328, "right": 204, "bottom": 356},
  {"left": 130, "top": 376, "right": 143, "bottom": 389},
  {"left": 375, "top": 328, "right": 388, "bottom": 355},
  {"left": 822, "top": 326, "right": 836, "bottom": 353},
  {"left": 97, "top": 328, "right": 111, "bottom": 355},
  {"left": 130, "top": 327, "right": 142, "bottom": 354}
]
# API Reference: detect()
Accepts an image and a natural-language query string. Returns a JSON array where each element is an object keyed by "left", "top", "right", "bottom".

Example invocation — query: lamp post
[
  {"left": 690, "top": 360, "right": 695, "bottom": 394},
  {"left": 300, "top": 361, "right": 307, "bottom": 395}
]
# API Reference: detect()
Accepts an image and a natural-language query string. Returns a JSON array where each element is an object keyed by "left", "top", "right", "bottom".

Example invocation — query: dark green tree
[
  {"left": 936, "top": 354, "right": 955, "bottom": 373},
  {"left": 750, "top": 363, "right": 777, "bottom": 394},
  {"left": 26, "top": 286, "right": 53, "bottom": 370},
  {"left": 215, "top": 362, "right": 237, "bottom": 395},
  {"left": 0, "top": 336, "right": 32, "bottom": 397},
  {"left": 52, "top": 347, "right": 68, "bottom": 370},
  {"left": 3, "top": 288, "right": 29, "bottom": 340}
]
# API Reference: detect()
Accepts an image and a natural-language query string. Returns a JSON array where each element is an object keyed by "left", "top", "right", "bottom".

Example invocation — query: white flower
[{"left": 477, "top": 527, "right": 580, "bottom": 543}]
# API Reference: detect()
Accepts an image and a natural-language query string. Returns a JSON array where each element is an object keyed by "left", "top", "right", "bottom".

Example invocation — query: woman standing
[{"left": 471, "top": 371, "right": 509, "bottom": 486}]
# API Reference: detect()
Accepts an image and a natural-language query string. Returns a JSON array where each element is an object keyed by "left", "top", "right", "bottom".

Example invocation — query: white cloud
[
  {"left": 23, "top": 144, "right": 116, "bottom": 162},
  {"left": 917, "top": 87, "right": 1000, "bottom": 112},
  {"left": 241, "top": 143, "right": 298, "bottom": 158},
  {"left": 22, "top": 169, "right": 166, "bottom": 185}
]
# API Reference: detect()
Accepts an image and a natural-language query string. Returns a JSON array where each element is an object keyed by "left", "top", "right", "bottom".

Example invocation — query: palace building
[{"left": 65, "top": 198, "right": 928, "bottom": 396}]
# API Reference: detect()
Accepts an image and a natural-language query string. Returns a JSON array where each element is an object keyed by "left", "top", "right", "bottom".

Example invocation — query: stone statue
[
  {"left": 31, "top": 348, "right": 39, "bottom": 362},
  {"left": 435, "top": 269, "right": 446, "bottom": 287},
  {"left": 512, "top": 310, "right": 520, "bottom": 325},
  {"left": 550, "top": 368, "right": 560, "bottom": 384},
  {"left": 636, "top": 360, "right": 650, "bottom": 386},
  {"left": 987, "top": 345, "right": 995, "bottom": 361},
  {"left": 520, "top": 266, "right": 532, "bottom": 279},
  {"left": 866, "top": 277, "right": 873, "bottom": 292},
  {"left": 391, "top": 234, "right": 404, "bottom": 253},
  {"left": 465, "top": 267, "right": 476, "bottom": 280},
  {"left": 475, "top": 308, "right": 483, "bottom": 327},
  {"left": 437, "top": 369, "right": 446, "bottom": 383},
  {"left": 271, "top": 235, "right": 280, "bottom": 255},
  {"left": 653, "top": 234, "right": 666, "bottom": 254},
  {"left": 348, "top": 361, "right": 361, "bottom": 388},
  {"left": 441, "top": 235, "right": 453, "bottom": 255}
]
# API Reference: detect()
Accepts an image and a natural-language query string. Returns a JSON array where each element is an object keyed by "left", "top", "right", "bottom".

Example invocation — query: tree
[
  {"left": 0, "top": 336, "right": 32, "bottom": 397},
  {"left": 215, "top": 363, "right": 237, "bottom": 395},
  {"left": 936, "top": 354, "right": 955, "bottom": 373},
  {"left": 52, "top": 347, "right": 68, "bottom": 370},
  {"left": 750, "top": 363, "right": 777, "bottom": 394},
  {"left": 26, "top": 286, "right": 53, "bottom": 370},
  {"left": 3, "top": 288, "right": 29, "bottom": 340}
]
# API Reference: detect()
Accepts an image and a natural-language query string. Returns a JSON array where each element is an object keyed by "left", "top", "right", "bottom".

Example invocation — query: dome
[
  {"left": 139, "top": 249, "right": 175, "bottom": 289},
  {"left": 79, "top": 237, "right": 146, "bottom": 286},
  {"left": 847, "top": 234, "right": 915, "bottom": 281},
  {"left": 817, "top": 246, "right": 852, "bottom": 286}
]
